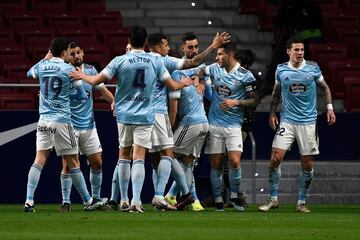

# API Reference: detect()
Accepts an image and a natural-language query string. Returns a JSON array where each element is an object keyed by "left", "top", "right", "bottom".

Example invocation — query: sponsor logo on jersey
[
  {"left": 289, "top": 83, "right": 306, "bottom": 94},
  {"left": 216, "top": 84, "right": 232, "bottom": 96}
]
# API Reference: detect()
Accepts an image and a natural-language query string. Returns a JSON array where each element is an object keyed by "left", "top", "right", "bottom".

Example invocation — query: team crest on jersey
[
  {"left": 289, "top": 83, "right": 307, "bottom": 94},
  {"left": 216, "top": 84, "right": 232, "bottom": 96}
]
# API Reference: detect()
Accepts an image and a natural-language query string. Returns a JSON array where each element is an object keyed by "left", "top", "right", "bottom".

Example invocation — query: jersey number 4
[{"left": 132, "top": 69, "right": 146, "bottom": 89}]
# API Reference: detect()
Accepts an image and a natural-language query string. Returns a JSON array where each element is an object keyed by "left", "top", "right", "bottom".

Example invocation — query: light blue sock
[
  {"left": 110, "top": 163, "right": 119, "bottom": 202},
  {"left": 210, "top": 168, "right": 223, "bottom": 198},
  {"left": 152, "top": 168, "right": 158, "bottom": 192},
  {"left": 117, "top": 159, "right": 131, "bottom": 202},
  {"left": 25, "top": 164, "right": 43, "bottom": 202},
  {"left": 69, "top": 168, "right": 91, "bottom": 204},
  {"left": 298, "top": 168, "right": 314, "bottom": 201},
  {"left": 269, "top": 166, "right": 281, "bottom": 198},
  {"left": 60, "top": 172, "right": 72, "bottom": 204},
  {"left": 170, "top": 158, "right": 189, "bottom": 194},
  {"left": 229, "top": 166, "right": 241, "bottom": 197},
  {"left": 190, "top": 175, "right": 199, "bottom": 200},
  {"left": 167, "top": 181, "right": 179, "bottom": 197},
  {"left": 131, "top": 159, "right": 145, "bottom": 203},
  {"left": 90, "top": 169, "right": 102, "bottom": 199},
  {"left": 155, "top": 156, "right": 172, "bottom": 197},
  {"left": 181, "top": 161, "right": 193, "bottom": 189}
]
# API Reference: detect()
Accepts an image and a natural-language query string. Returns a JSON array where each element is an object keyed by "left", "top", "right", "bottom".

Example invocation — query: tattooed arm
[
  {"left": 318, "top": 78, "right": 336, "bottom": 126},
  {"left": 269, "top": 80, "right": 281, "bottom": 130}
]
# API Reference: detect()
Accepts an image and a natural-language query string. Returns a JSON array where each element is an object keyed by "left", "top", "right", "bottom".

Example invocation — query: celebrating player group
[{"left": 23, "top": 25, "right": 336, "bottom": 214}]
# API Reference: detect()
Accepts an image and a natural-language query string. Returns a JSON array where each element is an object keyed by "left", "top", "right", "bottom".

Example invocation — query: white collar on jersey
[
  {"left": 50, "top": 57, "right": 65, "bottom": 62},
  {"left": 129, "top": 49, "right": 145, "bottom": 53},
  {"left": 149, "top": 51, "right": 161, "bottom": 57},
  {"left": 223, "top": 62, "right": 240, "bottom": 74},
  {"left": 288, "top": 59, "right": 306, "bottom": 70}
]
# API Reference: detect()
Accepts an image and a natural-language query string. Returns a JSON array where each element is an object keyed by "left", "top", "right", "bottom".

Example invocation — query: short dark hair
[
  {"left": 236, "top": 49, "right": 255, "bottom": 69},
  {"left": 147, "top": 33, "right": 167, "bottom": 48},
  {"left": 129, "top": 25, "right": 147, "bottom": 48},
  {"left": 68, "top": 41, "right": 81, "bottom": 49},
  {"left": 181, "top": 32, "right": 197, "bottom": 43},
  {"left": 286, "top": 36, "right": 304, "bottom": 49},
  {"left": 50, "top": 37, "right": 69, "bottom": 57},
  {"left": 219, "top": 42, "right": 237, "bottom": 55}
]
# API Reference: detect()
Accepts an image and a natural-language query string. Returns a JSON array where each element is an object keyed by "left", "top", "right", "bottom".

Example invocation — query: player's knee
[
  {"left": 89, "top": 159, "right": 102, "bottom": 170},
  {"left": 229, "top": 160, "right": 240, "bottom": 169},
  {"left": 210, "top": 160, "right": 222, "bottom": 169},
  {"left": 270, "top": 151, "right": 283, "bottom": 168}
]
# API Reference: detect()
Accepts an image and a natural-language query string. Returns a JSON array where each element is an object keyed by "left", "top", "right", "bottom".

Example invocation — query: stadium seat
[
  {"left": 47, "top": 13, "right": 85, "bottom": 29},
  {"left": 0, "top": 0, "right": 28, "bottom": 15},
  {"left": 4, "top": 63, "right": 30, "bottom": 80},
  {"left": 0, "top": 47, "right": 26, "bottom": 64},
  {"left": 345, "top": 0, "right": 360, "bottom": 12},
  {"left": 328, "top": 60, "right": 360, "bottom": 99},
  {"left": 8, "top": 14, "right": 45, "bottom": 30},
  {"left": 62, "top": 30, "right": 99, "bottom": 48},
  {"left": 324, "top": 14, "right": 359, "bottom": 40},
  {"left": 82, "top": 45, "right": 111, "bottom": 69},
  {"left": 86, "top": 12, "right": 123, "bottom": 31},
  {"left": 344, "top": 77, "right": 360, "bottom": 112},
  {"left": 258, "top": 0, "right": 278, "bottom": 32},
  {"left": 315, "top": 0, "right": 341, "bottom": 11},
  {"left": 0, "top": 94, "right": 37, "bottom": 110},
  {"left": 308, "top": 43, "right": 347, "bottom": 76},
  {"left": 0, "top": 32, "right": 18, "bottom": 47},
  {"left": 29, "top": 48, "right": 50, "bottom": 63},
  {"left": 19, "top": 30, "right": 54, "bottom": 56},
  {"left": 69, "top": 0, "right": 106, "bottom": 13},
  {"left": 239, "top": 0, "right": 260, "bottom": 14},
  {"left": 31, "top": 0, "right": 69, "bottom": 13},
  {"left": 102, "top": 30, "right": 129, "bottom": 57},
  {"left": 338, "top": 30, "right": 360, "bottom": 57}
]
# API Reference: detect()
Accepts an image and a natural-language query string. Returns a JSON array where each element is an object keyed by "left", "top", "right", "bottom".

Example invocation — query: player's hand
[
  {"left": 69, "top": 67, "right": 85, "bottom": 80},
  {"left": 192, "top": 75, "right": 205, "bottom": 95},
  {"left": 327, "top": 109, "right": 336, "bottom": 126},
  {"left": 44, "top": 50, "right": 53, "bottom": 60},
  {"left": 269, "top": 112, "right": 278, "bottom": 130},
  {"left": 111, "top": 101, "right": 116, "bottom": 117},
  {"left": 180, "top": 76, "right": 193, "bottom": 87},
  {"left": 220, "top": 99, "right": 238, "bottom": 111},
  {"left": 212, "top": 32, "right": 231, "bottom": 49}
]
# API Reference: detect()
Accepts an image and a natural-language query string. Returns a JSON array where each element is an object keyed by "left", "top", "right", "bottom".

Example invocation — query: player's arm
[
  {"left": 317, "top": 77, "right": 336, "bottom": 125},
  {"left": 269, "top": 80, "right": 281, "bottom": 130},
  {"left": 168, "top": 97, "right": 179, "bottom": 128},
  {"left": 69, "top": 68, "right": 108, "bottom": 85},
  {"left": 96, "top": 84, "right": 114, "bottom": 104},
  {"left": 219, "top": 81, "right": 258, "bottom": 110},
  {"left": 182, "top": 32, "right": 231, "bottom": 68},
  {"left": 163, "top": 76, "right": 192, "bottom": 91},
  {"left": 70, "top": 80, "right": 88, "bottom": 101}
]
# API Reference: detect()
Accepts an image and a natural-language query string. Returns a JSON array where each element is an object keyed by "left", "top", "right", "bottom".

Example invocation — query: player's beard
[{"left": 74, "top": 60, "right": 83, "bottom": 67}]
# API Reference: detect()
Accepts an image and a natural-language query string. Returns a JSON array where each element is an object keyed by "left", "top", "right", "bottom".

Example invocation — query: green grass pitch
[{"left": 0, "top": 204, "right": 359, "bottom": 240}]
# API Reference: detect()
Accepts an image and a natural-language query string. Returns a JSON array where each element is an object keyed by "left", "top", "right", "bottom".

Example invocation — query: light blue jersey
[
  {"left": 27, "top": 57, "right": 87, "bottom": 123},
  {"left": 276, "top": 60, "right": 322, "bottom": 124},
  {"left": 70, "top": 64, "right": 99, "bottom": 130},
  {"left": 102, "top": 50, "right": 170, "bottom": 124},
  {"left": 205, "top": 62, "right": 256, "bottom": 127},
  {"left": 170, "top": 69, "right": 208, "bottom": 126},
  {"left": 149, "top": 53, "right": 184, "bottom": 114}
]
